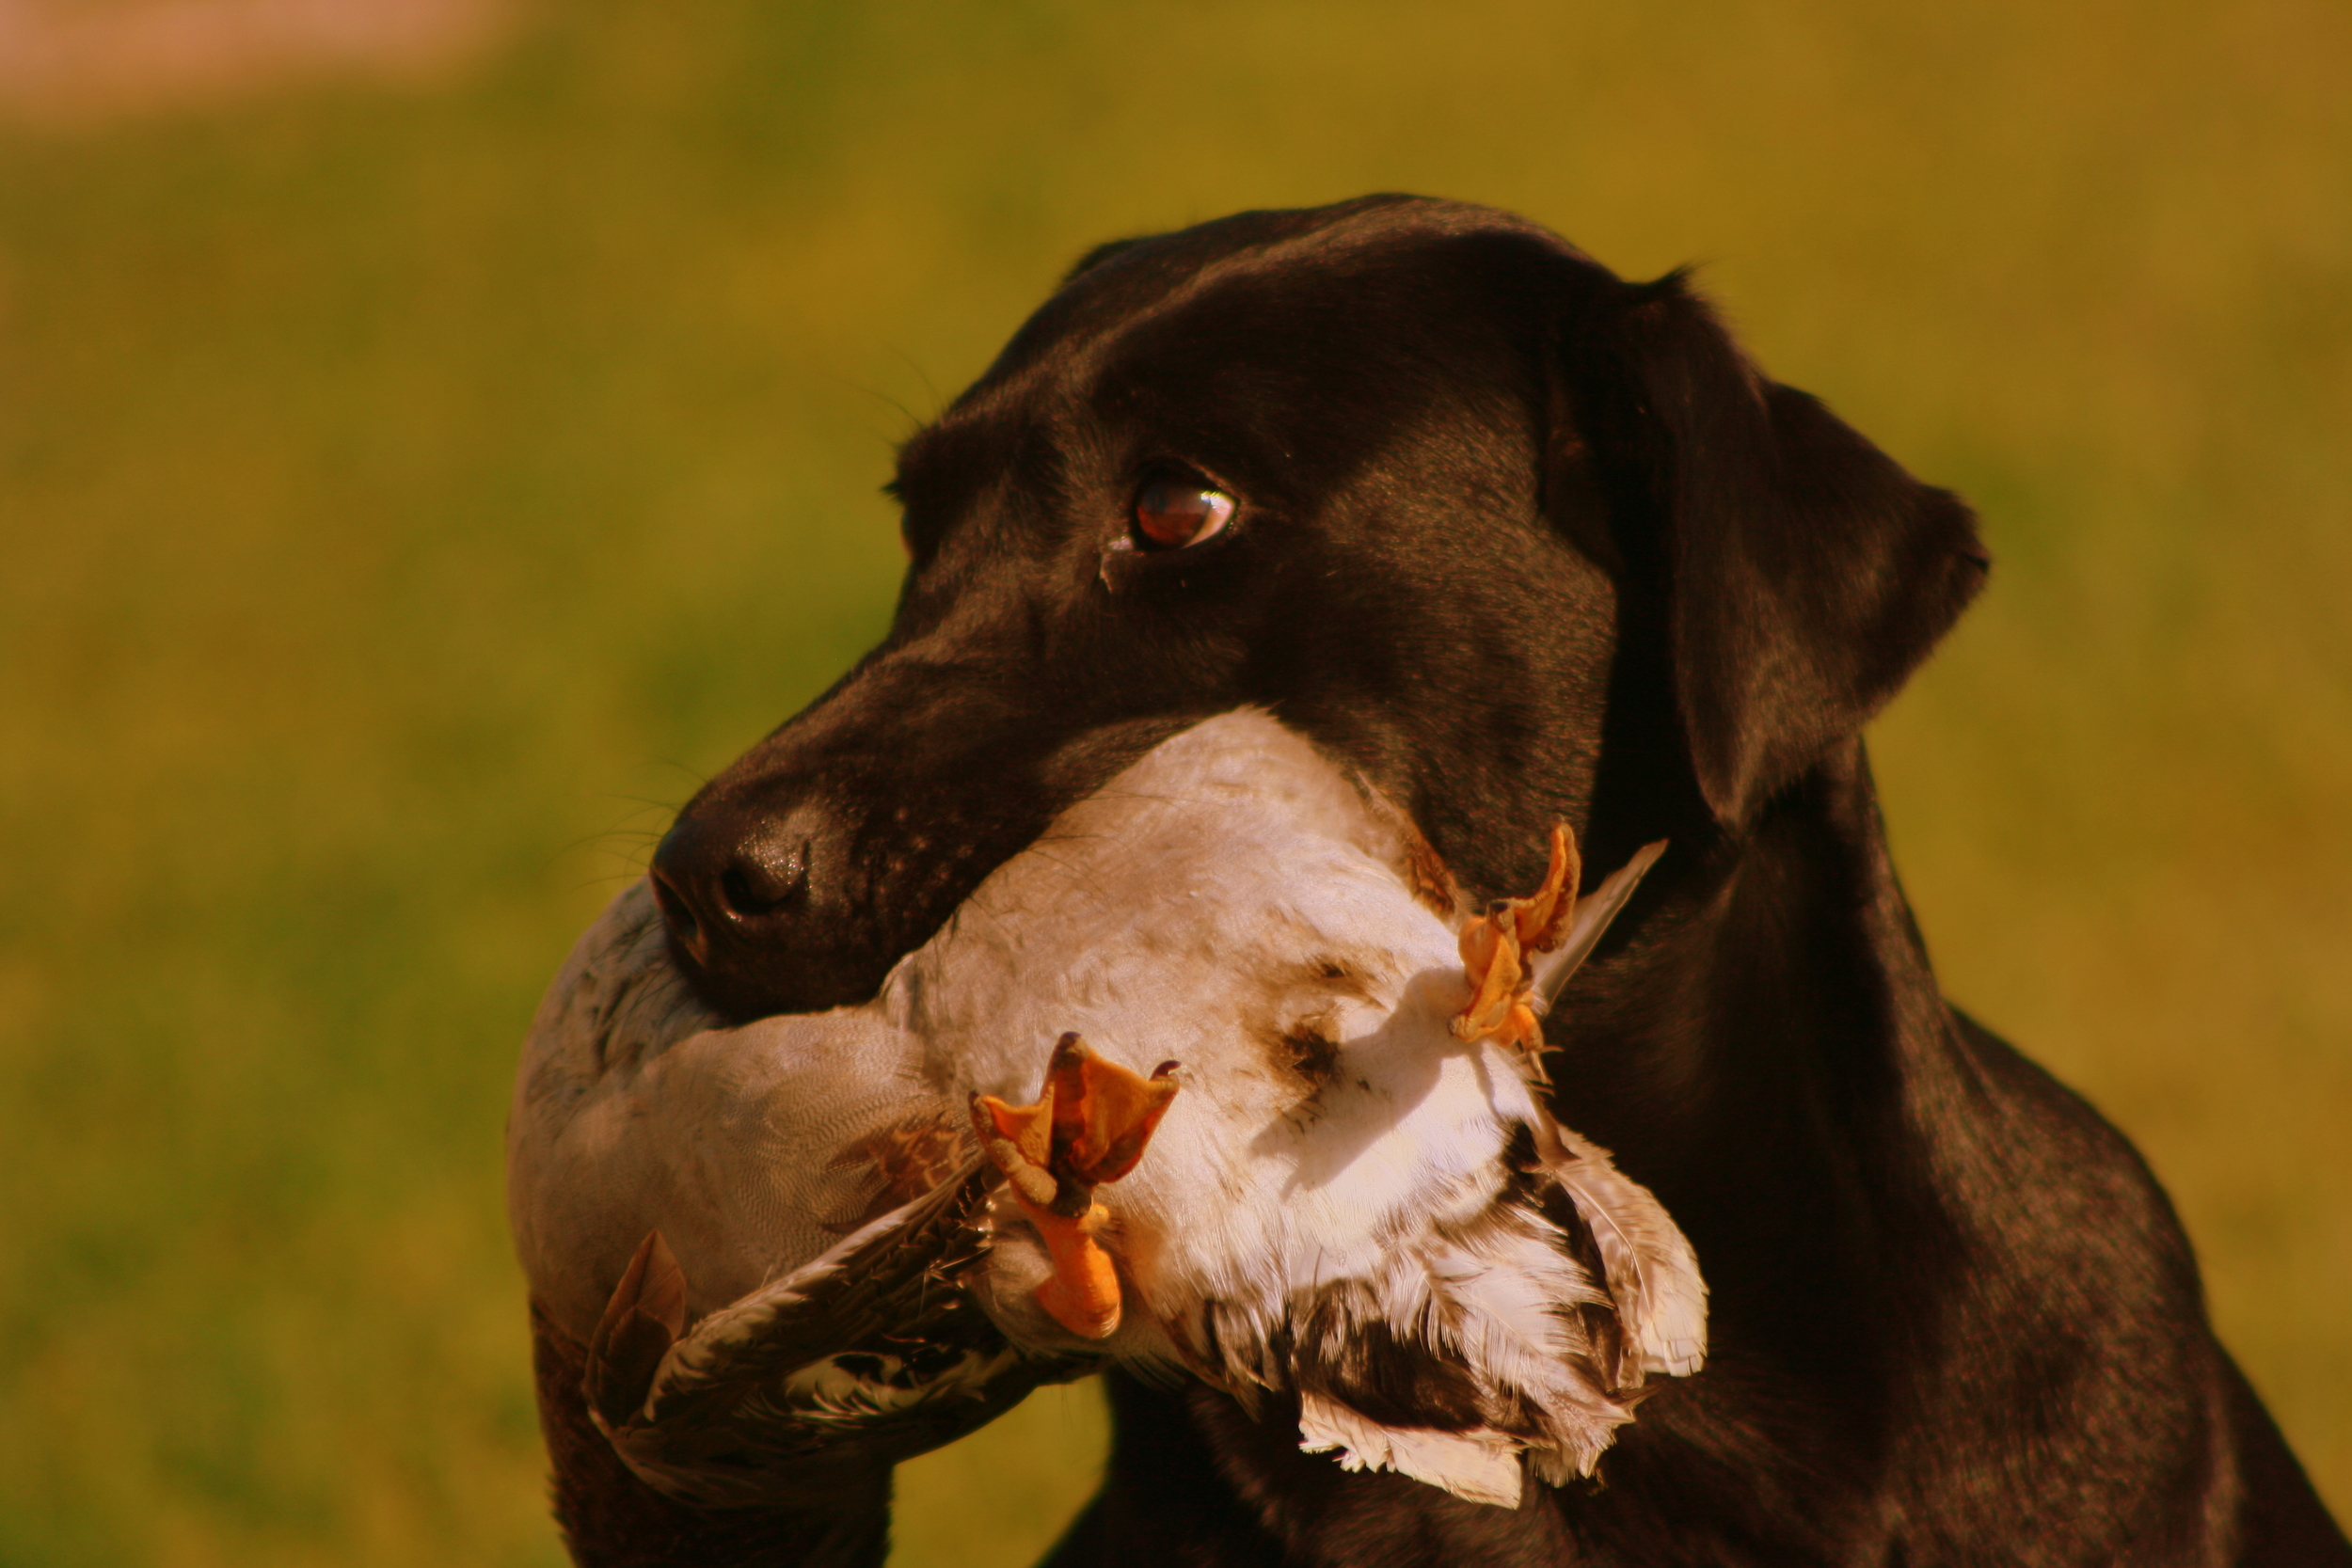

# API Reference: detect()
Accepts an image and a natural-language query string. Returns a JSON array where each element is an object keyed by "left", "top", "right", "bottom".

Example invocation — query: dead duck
[{"left": 506, "top": 709, "right": 1703, "bottom": 1510}]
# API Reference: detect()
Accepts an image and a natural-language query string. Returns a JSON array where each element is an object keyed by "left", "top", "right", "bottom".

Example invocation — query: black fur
[{"left": 592, "top": 196, "right": 2348, "bottom": 1565}]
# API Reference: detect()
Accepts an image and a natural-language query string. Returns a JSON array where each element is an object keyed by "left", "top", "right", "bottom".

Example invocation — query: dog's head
[{"left": 649, "top": 196, "right": 1986, "bottom": 1022}]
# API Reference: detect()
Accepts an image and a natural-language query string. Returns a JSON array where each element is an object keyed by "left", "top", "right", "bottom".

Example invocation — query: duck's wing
[{"left": 583, "top": 1158, "right": 1080, "bottom": 1505}]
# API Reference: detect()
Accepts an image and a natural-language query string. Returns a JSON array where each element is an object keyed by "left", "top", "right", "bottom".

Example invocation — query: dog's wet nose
[
  {"left": 646, "top": 781, "right": 914, "bottom": 1018},
  {"left": 649, "top": 809, "right": 818, "bottom": 993},
  {"left": 717, "top": 829, "right": 812, "bottom": 918}
]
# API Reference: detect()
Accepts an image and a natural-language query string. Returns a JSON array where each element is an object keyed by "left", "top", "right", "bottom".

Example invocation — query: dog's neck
[
  {"left": 1562, "top": 734, "right": 1953, "bottom": 1180},
  {"left": 1536, "top": 736, "right": 1992, "bottom": 1513}
]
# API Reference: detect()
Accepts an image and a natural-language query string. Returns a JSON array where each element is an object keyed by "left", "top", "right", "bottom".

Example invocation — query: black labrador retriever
[{"left": 532, "top": 195, "right": 2349, "bottom": 1566}]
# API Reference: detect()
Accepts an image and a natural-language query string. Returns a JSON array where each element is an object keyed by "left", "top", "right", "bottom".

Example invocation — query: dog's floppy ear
[{"left": 1565, "top": 271, "right": 1988, "bottom": 827}]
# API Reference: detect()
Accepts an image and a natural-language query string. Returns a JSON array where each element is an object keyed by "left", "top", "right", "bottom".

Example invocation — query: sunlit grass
[{"left": 0, "top": 1, "right": 2344, "bottom": 1560}]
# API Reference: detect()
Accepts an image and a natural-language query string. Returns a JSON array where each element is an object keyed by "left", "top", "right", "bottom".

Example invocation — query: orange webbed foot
[
  {"left": 971, "top": 1034, "right": 1179, "bottom": 1339},
  {"left": 1453, "top": 823, "right": 1581, "bottom": 1080},
  {"left": 1503, "top": 822, "right": 1582, "bottom": 955}
]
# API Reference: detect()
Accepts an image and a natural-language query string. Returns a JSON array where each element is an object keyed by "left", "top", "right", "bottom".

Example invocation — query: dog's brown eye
[{"left": 1134, "top": 481, "right": 1235, "bottom": 550}]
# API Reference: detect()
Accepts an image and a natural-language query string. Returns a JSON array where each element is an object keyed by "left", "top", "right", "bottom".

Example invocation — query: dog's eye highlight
[{"left": 1133, "top": 480, "right": 1235, "bottom": 550}]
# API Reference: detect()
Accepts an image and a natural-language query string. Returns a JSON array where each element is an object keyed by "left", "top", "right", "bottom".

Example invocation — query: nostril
[
  {"left": 648, "top": 868, "right": 704, "bottom": 955},
  {"left": 719, "top": 836, "right": 811, "bottom": 919},
  {"left": 648, "top": 804, "right": 835, "bottom": 1012}
]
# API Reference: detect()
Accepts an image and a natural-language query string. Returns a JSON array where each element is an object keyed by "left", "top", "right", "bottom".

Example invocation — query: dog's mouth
[{"left": 644, "top": 706, "right": 1214, "bottom": 1022}]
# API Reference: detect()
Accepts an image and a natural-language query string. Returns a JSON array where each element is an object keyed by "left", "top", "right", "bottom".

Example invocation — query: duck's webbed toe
[{"left": 971, "top": 1032, "right": 1182, "bottom": 1341}]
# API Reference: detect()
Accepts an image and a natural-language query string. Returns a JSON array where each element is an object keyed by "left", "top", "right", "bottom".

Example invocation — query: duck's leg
[
  {"left": 1452, "top": 823, "right": 1579, "bottom": 1039},
  {"left": 971, "top": 1033, "right": 1181, "bottom": 1339},
  {"left": 1451, "top": 910, "right": 1528, "bottom": 1045},
  {"left": 1455, "top": 827, "right": 1668, "bottom": 1087}
]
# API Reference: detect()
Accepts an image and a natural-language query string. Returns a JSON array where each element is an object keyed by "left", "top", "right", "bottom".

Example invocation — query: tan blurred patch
[{"left": 0, "top": 0, "right": 527, "bottom": 128}]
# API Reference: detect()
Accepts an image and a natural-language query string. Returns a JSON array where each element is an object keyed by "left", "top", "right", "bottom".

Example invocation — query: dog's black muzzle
[
  {"left": 646, "top": 629, "right": 1203, "bottom": 1022},
  {"left": 644, "top": 672, "right": 1037, "bottom": 1020},
  {"left": 647, "top": 794, "right": 832, "bottom": 1016}
]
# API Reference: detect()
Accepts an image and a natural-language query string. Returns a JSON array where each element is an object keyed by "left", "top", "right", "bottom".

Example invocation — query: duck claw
[
  {"left": 1531, "top": 839, "right": 1669, "bottom": 1006},
  {"left": 1453, "top": 827, "right": 1666, "bottom": 1083},
  {"left": 1504, "top": 822, "right": 1582, "bottom": 955},
  {"left": 971, "top": 1033, "right": 1181, "bottom": 1338}
]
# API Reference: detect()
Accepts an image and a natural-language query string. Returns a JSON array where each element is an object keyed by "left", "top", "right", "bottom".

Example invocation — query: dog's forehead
[
  {"left": 895, "top": 203, "right": 1589, "bottom": 514},
  {"left": 993, "top": 198, "right": 1566, "bottom": 379}
]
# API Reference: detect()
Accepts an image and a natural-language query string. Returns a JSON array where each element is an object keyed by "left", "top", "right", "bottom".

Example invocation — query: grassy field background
[{"left": 1, "top": 1, "right": 2346, "bottom": 1562}]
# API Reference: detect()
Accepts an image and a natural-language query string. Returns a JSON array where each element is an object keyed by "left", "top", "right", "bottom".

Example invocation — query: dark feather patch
[
  {"left": 1352, "top": 778, "right": 1466, "bottom": 920},
  {"left": 1290, "top": 1310, "right": 1493, "bottom": 1433},
  {"left": 1279, "top": 1021, "right": 1343, "bottom": 1086},
  {"left": 585, "top": 1231, "right": 688, "bottom": 1432},
  {"left": 822, "top": 1109, "right": 976, "bottom": 1234}
]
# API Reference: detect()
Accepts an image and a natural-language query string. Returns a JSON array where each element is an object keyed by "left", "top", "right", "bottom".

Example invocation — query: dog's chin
[{"left": 658, "top": 915, "right": 891, "bottom": 1025}]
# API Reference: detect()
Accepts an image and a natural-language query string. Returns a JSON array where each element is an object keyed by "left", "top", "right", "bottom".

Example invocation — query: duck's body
[{"left": 508, "top": 711, "right": 1701, "bottom": 1509}]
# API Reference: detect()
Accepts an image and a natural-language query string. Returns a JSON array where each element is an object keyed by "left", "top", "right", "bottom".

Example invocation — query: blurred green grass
[{"left": 0, "top": 0, "right": 2344, "bottom": 1561}]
